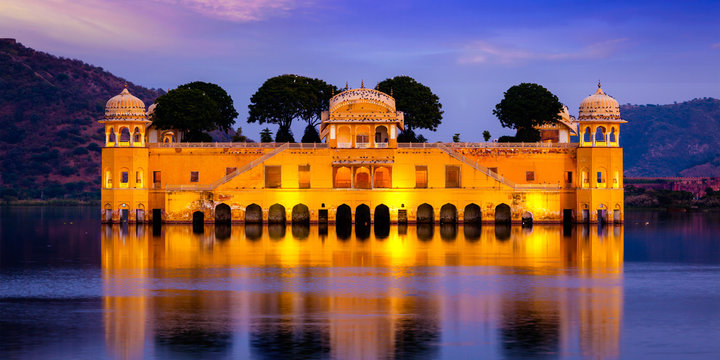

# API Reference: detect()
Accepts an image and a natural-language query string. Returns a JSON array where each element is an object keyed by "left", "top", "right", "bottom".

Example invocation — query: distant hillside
[
  {"left": 622, "top": 98, "right": 720, "bottom": 176},
  {"left": 0, "top": 38, "right": 164, "bottom": 201}
]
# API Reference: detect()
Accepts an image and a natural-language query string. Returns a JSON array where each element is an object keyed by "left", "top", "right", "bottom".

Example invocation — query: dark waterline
[{"left": 1, "top": 207, "right": 719, "bottom": 359}]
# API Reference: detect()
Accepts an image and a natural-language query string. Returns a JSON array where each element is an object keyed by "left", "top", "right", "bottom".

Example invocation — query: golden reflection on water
[{"left": 102, "top": 224, "right": 623, "bottom": 359}]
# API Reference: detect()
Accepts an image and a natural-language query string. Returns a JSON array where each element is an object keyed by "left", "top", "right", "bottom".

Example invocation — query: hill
[
  {"left": 621, "top": 98, "right": 720, "bottom": 176},
  {"left": 0, "top": 39, "right": 165, "bottom": 201}
]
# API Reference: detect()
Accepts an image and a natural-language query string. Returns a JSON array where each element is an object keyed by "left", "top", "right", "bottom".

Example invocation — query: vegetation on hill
[
  {"left": 625, "top": 185, "right": 720, "bottom": 209},
  {"left": 0, "top": 39, "right": 164, "bottom": 201},
  {"left": 622, "top": 98, "right": 720, "bottom": 176}
]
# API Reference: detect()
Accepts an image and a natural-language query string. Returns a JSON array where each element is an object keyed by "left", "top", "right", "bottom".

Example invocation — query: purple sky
[{"left": 2, "top": 0, "right": 719, "bottom": 141}]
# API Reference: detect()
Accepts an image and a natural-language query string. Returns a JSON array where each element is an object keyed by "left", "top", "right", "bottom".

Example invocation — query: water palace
[{"left": 100, "top": 82, "right": 625, "bottom": 225}]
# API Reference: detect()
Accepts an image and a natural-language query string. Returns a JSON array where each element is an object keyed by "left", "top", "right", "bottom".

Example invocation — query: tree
[
  {"left": 177, "top": 81, "right": 238, "bottom": 133},
  {"left": 232, "top": 127, "right": 247, "bottom": 142},
  {"left": 453, "top": 133, "right": 460, "bottom": 142},
  {"left": 301, "top": 124, "right": 321, "bottom": 143},
  {"left": 260, "top": 128, "right": 273, "bottom": 142},
  {"left": 152, "top": 88, "right": 221, "bottom": 142},
  {"left": 248, "top": 74, "right": 339, "bottom": 132},
  {"left": 377, "top": 76, "right": 443, "bottom": 141},
  {"left": 275, "top": 125, "right": 295, "bottom": 143},
  {"left": 483, "top": 130, "right": 491, "bottom": 141},
  {"left": 492, "top": 83, "right": 563, "bottom": 142}
]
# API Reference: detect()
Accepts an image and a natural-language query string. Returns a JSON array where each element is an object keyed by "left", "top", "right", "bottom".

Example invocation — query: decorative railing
[
  {"left": 375, "top": 143, "right": 388, "bottom": 148},
  {"left": 356, "top": 142, "right": 370, "bottom": 148},
  {"left": 150, "top": 142, "right": 286, "bottom": 149},
  {"left": 337, "top": 142, "right": 352, "bottom": 148},
  {"left": 398, "top": 142, "right": 578, "bottom": 149}
]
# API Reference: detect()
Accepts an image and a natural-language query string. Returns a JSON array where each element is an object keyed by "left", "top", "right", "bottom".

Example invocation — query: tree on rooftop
[
  {"left": 248, "top": 74, "right": 339, "bottom": 142},
  {"left": 492, "top": 83, "right": 563, "bottom": 142},
  {"left": 260, "top": 128, "right": 273, "bottom": 142},
  {"left": 377, "top": 76, "right": 443, "bottom": 142},
  {"left": 152, "top": 82, "right": 238, "bottom": 142}
]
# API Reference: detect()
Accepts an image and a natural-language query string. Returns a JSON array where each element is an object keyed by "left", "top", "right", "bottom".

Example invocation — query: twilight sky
[{"left": 2, "top": 0, "right": 719, "bottom": 141}]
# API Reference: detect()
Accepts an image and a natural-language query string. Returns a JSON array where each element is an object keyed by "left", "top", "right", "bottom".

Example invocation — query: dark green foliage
[
  {"left": 72, "top": 146, "right": 89, "bottom": 155},
  {"left": 377, "top": 76, "right": 443, "bottom": 132},
  {"left": 493, "top": 83, "right": 563, "bottom": 142},
  {"left": 86, "top": 143, "right": 101, "bottom": 152},
  {"left": 452, "top": 133, "right": 460, "bottom": 142},
  {"left": 275, "top": 125, "right": 295, "bottom": 143},
  {"left": 301, "top": 124, "right": 321, "bottom": 143},
  {"left": 177, "top": 81, "right": 238, "bottom": 133},
  {"left": 397, "top": 129, "right": 418, "bottom": 142},
  {"left": 232, "top": 127, "right": 248, "bottom": 142},
  {"left": 483, "top": 130, "right": 491, "bottom": 141},
  {"left": 153, "top": 88, "right": 222, "bottom": 142},
  {"left": 260, "top": 128, "right": 273, "bottom": 142},
  {"left": 248, "top": 74, "right": 339, "bottom": 129}
]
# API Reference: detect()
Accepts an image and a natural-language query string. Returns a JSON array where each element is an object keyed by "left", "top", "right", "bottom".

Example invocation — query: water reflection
[{"left": 101, "top": 223, "right": 623, "bottom": 359}]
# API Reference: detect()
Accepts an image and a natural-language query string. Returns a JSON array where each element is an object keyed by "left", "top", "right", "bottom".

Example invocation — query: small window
[
  {"left": 265, "top": 166, "right": 281, "bottom": 188},
  {"left": 105, "top": 171, "right": 112, "bottom": 188},
  {"left": 135, "top": 171, "right": 142, "bottom": 187},
  {"left": 445, "top": 165, "right": 460, "bottom": 188},
  {"left": 298, "top": 165, "right": 310, "bottom": 189},
  {"left": 565, "top": 171, "right": 573, "bottom": 183},
  {"left": 488, "top": 167, "right": 498, "bottom": 174},
  {"left": 153, "top": 171, "right": 161, "bottom": 184},
  {"left": 526, "top": 171, "right": 535, "bottom": 182},
  {"left": 226, "top": 167, "right": 237, "bottom": 175},
  {"left": 597, "top": 171, "right": 604, "bottom": 183},
  {"left": 121, "top": 171, "right": 129, "bottom": 184},
  {"left": 190, "top": 171, "right": 199, "bottom": 182},
  {"left": 415, "top": 166, "right": 428, "bottom": 188}
]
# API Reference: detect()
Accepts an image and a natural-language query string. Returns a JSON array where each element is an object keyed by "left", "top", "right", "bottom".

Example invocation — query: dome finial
[
  {"left": 345, "top": 81, "right": 349, "bottom": 91},
  {"left": 361, "top": 79, "right": 364, "bottom": 88},
  {"left": 598, "top": 79, "right": 601, "bottom": 89},
  {"left": 124, "top": 81, "right": 127, "bottom": 89}
]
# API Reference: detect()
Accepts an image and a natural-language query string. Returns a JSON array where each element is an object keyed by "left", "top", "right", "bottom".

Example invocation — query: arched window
[
  {"left": 108, "top": 129, "right": 116, "bottom": 145},
  {"left": 597, "top": 168, "right": 607, "bottom": 188},
  {"left": 133, "top": 127, "right": 141, "bottom": 144},
  {"left": 583, "top": 127, "right": 591, "bottom": 143},
  {"left": 374, "top": 166, "right": 391, "bottom": 188},
  {"left": 356, "top": 126, "right": 370, "bottom": 148},
  {"left": 375, "top": 125, "right": 388, "bottom": 147},
  {"left": 334, "top": 166, "right": 351, "bottom": 188},
  {"left": 119, "top": 168, "right": 130, "bottom": 188},
  {"left": 581, "top": 168, "right": 589, "bottom": 188},
  {"left": 119, "top": 127, "right": 131, "bottom": 143},
  {"left": 595, "top": 127, "right": 606, "bottom": 142},
  {"left": 613, "top": 170, "right": 620, "bottom": 188},
  {"left": 609, "top": 127, "right": 617, "bottom": 143},
  {"left": 355, "top": 166, "right": 371, "bottom": 189}
]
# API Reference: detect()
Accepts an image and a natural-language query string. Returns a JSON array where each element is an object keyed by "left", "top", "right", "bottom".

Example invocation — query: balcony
[
  {"left": 356, "top": 142, "right": 370, "bottom": 149},
  {"left": 375, "top": 142, "right": 388, "bottom": 148},
  {"left": 338, "top": 142, "right": 352, "bottom": 148}
]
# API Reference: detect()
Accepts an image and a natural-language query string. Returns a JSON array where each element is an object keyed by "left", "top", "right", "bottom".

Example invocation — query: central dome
[
  {"left": 105, "top": 86, "right": 147, "bottom": 120},
  {"left": 578, "top": 83, "right": 620, "bottom": 120}
]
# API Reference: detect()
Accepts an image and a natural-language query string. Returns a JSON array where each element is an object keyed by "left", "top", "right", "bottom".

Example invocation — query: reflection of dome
[
  {"left": 105, "top": 85, "right": 147, "bottom": 120},
  {"left": 578, "top": 82, "right": 620, "bottom": 120}
]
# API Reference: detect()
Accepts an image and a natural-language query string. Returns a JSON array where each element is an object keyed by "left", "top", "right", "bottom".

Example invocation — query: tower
[
  {"left": 99, "top": 85, "right": 151, "bottom": 223},
  {"left": 575, "top": 82, "right": 627, "bottom": 223}
]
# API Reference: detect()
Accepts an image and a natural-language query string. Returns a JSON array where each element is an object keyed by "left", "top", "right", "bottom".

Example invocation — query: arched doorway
[
  {"left": 464, "top": 203, "right": 481, "bottom": 224},
  {"left": 337, "top": 126, "right": 351, "bottom": 148},
  {"left": 355, "top": 204, "right": 370, "bottom": 227},
  {"left": 245, "top": 204, "right": 262, "bottom": 223},
  {"left": 417, "top": 203, "right": 434, "bottom": 224},
  {"left": 215, "top": 203, "right": 231, "bottom": 224},
  {"left": 521, "top": 211, "right": 533, "bottom": 227},
  {"left": 373, "top": 167, "right": 391, "bottom": 188},
  {"left": 334, "top": 166, "right": 352, "bottom": 188},
  {"left": 375, "top": 125, "right": 388, "bottom": 146},
  {"left": 292, "top": 204, "right": 310, "bottom": 224},
  {"left": 374, "top": 204, "right": 390, "bottom": 239},
  {"left": 268, "top": 204, "right": 286, "bottom": 224},
  {"left": 192, "top": 211, "right": 204, "bottom": 233},
  {"left": 336, "top": 204, "right": 352, "bottom": 239},
  {"left": 104, "top": 203, "right": 112, "bottom": 222},
  {"left": 495, "top": 203, "right": 511, "bottom": 224},
  {"left": 440, "top": 203, "right": 457, "bottom": 224}
]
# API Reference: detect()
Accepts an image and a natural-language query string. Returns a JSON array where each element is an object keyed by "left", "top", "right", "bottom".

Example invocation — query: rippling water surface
[{"left": 1, "top": 207, "right": 719, "bottom": 359}]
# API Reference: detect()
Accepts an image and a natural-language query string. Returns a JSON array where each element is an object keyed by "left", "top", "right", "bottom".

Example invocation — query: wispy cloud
[
  {"left": 158, "top": 0, "right": 299, "bottom": 22},
  {"left": 712, "top": 42, "right": 720, "bottom": 49},
  {"left": 458, "top": 38, "right": 628, "bottom": 65}
]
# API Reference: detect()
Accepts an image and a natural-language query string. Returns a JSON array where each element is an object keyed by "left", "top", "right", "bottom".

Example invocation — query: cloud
[
  {"left": 458, "top": 38, "right": 628, "bottom": 65},
  {"left": 157, "top": 0, "right": 299, "bottom": 22},
  {"left": 712, "top": 42, "right": 720, "bottom": 49}
]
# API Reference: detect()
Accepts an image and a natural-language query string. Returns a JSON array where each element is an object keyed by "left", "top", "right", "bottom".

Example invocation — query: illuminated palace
[{"left": 100, "top": 83, "right": 625, "bottom": 225}]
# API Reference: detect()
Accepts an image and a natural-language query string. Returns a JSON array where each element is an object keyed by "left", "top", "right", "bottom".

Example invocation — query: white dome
[
  {"left": 578, "top": 82, "right": 621, "bottom": 120},
  {"left": 105, "top": 85, "right": 147, "bottom": 121}
]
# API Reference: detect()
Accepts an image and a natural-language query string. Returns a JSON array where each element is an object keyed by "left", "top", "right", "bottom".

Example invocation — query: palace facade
[{"left": 100, "top": 83, "right": 625, "bottom": 225}]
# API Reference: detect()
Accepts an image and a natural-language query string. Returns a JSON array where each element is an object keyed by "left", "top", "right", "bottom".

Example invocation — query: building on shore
[{"left": 100, "top": 82, "right": 625, "bottom": 225}]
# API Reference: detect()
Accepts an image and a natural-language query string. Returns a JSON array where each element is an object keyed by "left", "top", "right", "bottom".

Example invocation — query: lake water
[{"left": 1, "top": 207, "right": 719, "bottom": 359}]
